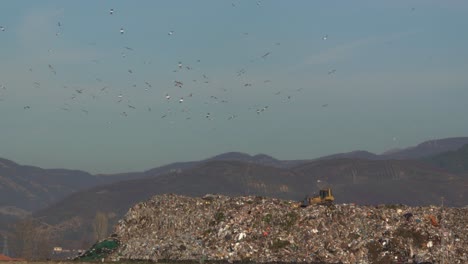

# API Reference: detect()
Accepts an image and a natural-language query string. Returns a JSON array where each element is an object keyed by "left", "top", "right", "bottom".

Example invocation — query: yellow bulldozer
[{"left": 300, "top": 188, "right": 334, "bottom": 207}]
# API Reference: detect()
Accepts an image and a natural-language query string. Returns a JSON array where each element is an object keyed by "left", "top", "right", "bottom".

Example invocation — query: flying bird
[
  {"left": 174, "top": 81, "right": 183, "bottom": 87},
  {"left": 261, "top": 52, "right": 271, "bottom": 58}
]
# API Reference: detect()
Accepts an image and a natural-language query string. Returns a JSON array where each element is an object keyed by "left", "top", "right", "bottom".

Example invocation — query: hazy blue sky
[{"left": 1, "top": 1, "right": 468, "bottom": 173}]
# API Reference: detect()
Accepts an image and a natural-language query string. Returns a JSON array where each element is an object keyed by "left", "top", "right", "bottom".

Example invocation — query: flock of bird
[{"left": 1, "top": 3, "right": 335, "bottom": 127}]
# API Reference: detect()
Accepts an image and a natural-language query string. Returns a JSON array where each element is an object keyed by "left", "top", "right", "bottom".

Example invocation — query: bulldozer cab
[{"left": 319, "top": 189, "right": 332, "bottom": 199}]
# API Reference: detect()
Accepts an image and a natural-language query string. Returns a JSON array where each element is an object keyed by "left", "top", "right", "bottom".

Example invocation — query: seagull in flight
[{"left": 261, "top": 52, "right": 271, "bottom": 58}]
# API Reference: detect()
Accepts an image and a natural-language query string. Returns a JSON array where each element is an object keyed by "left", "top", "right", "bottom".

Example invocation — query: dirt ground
[{"left": 0, "top": 262, "right": 155, "bottom": 264}]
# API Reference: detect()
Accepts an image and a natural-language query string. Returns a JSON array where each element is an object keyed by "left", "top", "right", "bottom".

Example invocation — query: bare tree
[
  {"left": 9, "top": 218, "right": 35, "bottom": 259},
  {"left": 8, "top": 218, "right": 53, "bottom": 260},
  {"left": 92, "top": 211, "right": 108, "bottom": 241}
]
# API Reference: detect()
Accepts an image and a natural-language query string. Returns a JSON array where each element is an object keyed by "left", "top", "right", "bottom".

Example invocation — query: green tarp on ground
[{"left": 75, "top": 238, "right": 120, "bottom": 261}]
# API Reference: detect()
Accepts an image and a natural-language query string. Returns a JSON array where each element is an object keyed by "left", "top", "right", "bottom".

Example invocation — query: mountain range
[{"left": 1, "top": 136, "right": 468, "bottom": 248}]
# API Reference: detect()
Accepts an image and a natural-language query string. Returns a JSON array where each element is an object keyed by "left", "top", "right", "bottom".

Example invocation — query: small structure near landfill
[{"left": 79, "top": 194, "right": 467, "bottom": 263}]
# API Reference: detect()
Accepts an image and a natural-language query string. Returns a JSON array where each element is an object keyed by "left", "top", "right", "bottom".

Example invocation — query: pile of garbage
[{"left": 107, "top": 194, "right": 467, "bottom": 263}]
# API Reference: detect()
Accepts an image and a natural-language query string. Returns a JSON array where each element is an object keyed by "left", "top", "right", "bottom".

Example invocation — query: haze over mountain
[
  {"left": 0, "top": 158, "right": 98, "bottom": 211},
  {"left": 2, "top": 137, "right": 467, "bottom": 214},
  {"left": 2, "top": 137, "right": 468, "bottom": 248},
  {"left": 0, "top": 151, "right": 300, "bottom": 236},
  {"left": 424, "top": 143, "right": 468, "bottom": 175},
  {"left": 381, "top": 137, "right": 468, "bottom": 159},
  {"left": 0, "top": 157, "right": 166, "bottom": 232}
]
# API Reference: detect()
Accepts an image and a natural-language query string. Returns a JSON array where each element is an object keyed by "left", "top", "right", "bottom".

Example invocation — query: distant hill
[
  {"left": 423, "top": 143, "right": 468, "bottom": 175},
  {"left": 0, "top": 152, "right": 290, "bottom": 213},
  {"left": 33, "top": 158, "right": 467, "bottom": 248},
  {"left": 33, "top": 160, "right": 303, "bottom": 246},
  {"left": 141, "top": 152, "right": 293, "bottom": 177},
  {"left": 3, "top": 136, "right": 468, "bottom": 246},
  {"left": 0, "top": 152, "right": 297, "bottom": 234},
  {"left": 0, "top": 158, "right": 99, "bottom": 212},
  {"left": 0, "top": 151, "right": 305, "bottom": 237},
  {"left": 382, "top": 137, "right": 468, "bottom": 159},
  {"left": 34, "top": 161, "right": 302, "bottom": 225},
  {"left": 5, "top": 136, "right": 467, "bottom": 217},
  {"left": 314, "top": 137, "right": 468, "bottom": 161},
  {"left": 313, "top": 150, "right": 381, "bottom": 161},
  {"left": 292, "top": 158, "right": 467, "bottom": 206},
  {"left": 0, "top": 157, "right": 153, "bottom": 233}
]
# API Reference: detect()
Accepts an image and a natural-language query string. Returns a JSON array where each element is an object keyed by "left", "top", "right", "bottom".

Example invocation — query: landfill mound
[{"left": 108, "top": 194, "right": 467, "bottom": 264}]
